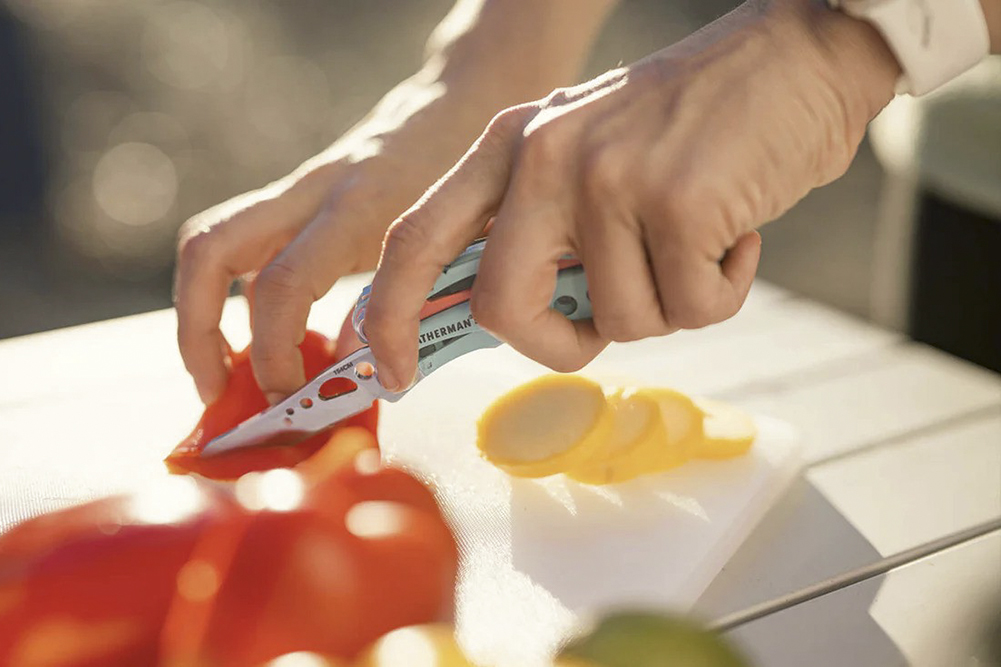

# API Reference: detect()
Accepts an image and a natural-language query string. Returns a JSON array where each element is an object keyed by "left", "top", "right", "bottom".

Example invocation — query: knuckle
[
  {"left": 176, "top": 224, "right": 217, "bottom": 267},
  {"left": 581, "top": 145, "right": 627, "bottom": 196},
  {"left": 250, "top": 341, "right": 279, "bottom": 367},
  {"left": 520, "top": 121, "right": 570, "bottom": 169},
  {"left": 469, "top": 287, "right": 519, "bottom": 336},
  {"left": 468, "top": 290, "right": 503, "bottom": 333},
  {"left": 382, "top": 214, "right": 436, "bottom": 262},
  {"left": 249, "top": 337, "right": 292, "bottom": 376},
  {"left": 255, "top": 261, "right": 305, "bottom": 301},
  {"left": 483, "top": 105, "right": 530, "bottom": 140}
]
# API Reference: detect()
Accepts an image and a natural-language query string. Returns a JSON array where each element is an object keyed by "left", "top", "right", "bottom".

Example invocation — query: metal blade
[{"left": 199, "top": 347, "right": 407, "bottom": 457}]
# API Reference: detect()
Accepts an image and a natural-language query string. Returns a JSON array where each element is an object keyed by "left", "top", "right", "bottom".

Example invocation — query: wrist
[
  {"left": 764, "top": 0, "right": 900, "bottom": 123},
  {"left": 427, "top": 0, "right": 618, "bottom": 102}
]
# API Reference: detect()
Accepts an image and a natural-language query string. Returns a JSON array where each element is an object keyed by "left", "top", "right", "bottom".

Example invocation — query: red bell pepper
[
  {"left": 0, "top": 431, "right": 458, "bottom": 667},
  {"left": 166, "top": 323, "right": 378, "bottom": 480},
  {"left": 0, "top": 479, "right": 237, "bottom": 666}
]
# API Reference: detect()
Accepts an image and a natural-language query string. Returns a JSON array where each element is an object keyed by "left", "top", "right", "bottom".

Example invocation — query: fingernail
[
  {"left": 378, "top": 366, "right": 401, "bottom": 393},
  {"left": 265, "top": 392, "right": 285, "bottom": 406}
]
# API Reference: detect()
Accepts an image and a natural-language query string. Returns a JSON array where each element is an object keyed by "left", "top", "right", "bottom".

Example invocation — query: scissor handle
[{"left": 351, "top": 241, "right": 591, "bottom": 382}]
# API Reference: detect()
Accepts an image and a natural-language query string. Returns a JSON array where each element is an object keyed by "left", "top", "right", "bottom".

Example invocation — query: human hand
[
  {"left": 364, "top": 0, "right": 901, "bottom": 391},
  {"left": 174, "top": 77, "right": 504, "bottom": 404},
  {"left": 174, "top": 0, "right": 618, "bottom": 404}
]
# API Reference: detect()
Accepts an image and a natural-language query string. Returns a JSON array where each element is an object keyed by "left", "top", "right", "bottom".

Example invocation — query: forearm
[
  {"left": 425, "top": 0, "right": 620, "bottom": 103},
  {"left": 300, "top": 0, "right": 617, "bottom": 181}
]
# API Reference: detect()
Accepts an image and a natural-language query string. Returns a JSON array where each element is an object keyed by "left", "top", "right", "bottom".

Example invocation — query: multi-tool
[{"left": 201, "top": 240, "right": 591, "bottom": 456}]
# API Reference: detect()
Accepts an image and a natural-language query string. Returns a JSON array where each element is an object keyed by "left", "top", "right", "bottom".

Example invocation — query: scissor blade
[{"left": 199, "top": 347, "right": 404, "bottom": 458}]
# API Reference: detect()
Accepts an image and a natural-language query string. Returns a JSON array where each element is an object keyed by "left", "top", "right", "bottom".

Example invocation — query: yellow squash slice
[
  {"left": 692, "top": 398, "right": 757, "bottom": 459},
  {"left": 567, "top": 389, "right": 670, "bottom": 485},
  {"left": 477, "top": 374, "right": 613, "bottom": 478},
  {"left": 634, "top": 388, "right": 703, "bottom": 469}
]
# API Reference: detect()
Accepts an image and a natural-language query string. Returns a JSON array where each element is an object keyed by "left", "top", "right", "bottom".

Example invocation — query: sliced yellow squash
[
  {"left": 634, "top": 388, "right": 703, "bottom": 468},
  {"left": 477, "top": 374, "right": 613, "bottom": 478},
  {"left": 567, "top": 389, "right": 670, "bottom": 485},
  {"left": 692, "top": 398, "right": 756, "bottom": 459}
]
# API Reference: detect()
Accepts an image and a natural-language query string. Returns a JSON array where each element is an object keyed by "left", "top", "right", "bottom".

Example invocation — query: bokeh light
[
  {"left": 0, "top": 0, "right": 457, "bottom": 336},
  {"left": 93, "top": 142, "right": 178, "bottom": 227},
  {"left": 128, "top": 476, "right": 204, "bottom": 525},
  {"left": 235, "top": 469, "right": 306, "bottom": 512},
  {"left": 141, "top": 1, "right": 231, "bottom": 90},
  {"left": 369, "top": 626, "right": 440, "bottom": 667},
  {"left": 353, "top": 448, "right": 382, "bottom": 475},
  {"left": 345, "top": 500, "right": 406, "bottom": 539},
  {"left": 175, "top": 558, "right": 221, "bottom": 603},
  {"left": 265, "top": 652, "right": 333, "bottom": 667}
]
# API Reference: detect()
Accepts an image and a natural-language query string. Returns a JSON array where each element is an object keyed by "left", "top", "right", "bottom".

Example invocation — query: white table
[{"left": 1, "top": 276, "right": 999, "bottom": 666}]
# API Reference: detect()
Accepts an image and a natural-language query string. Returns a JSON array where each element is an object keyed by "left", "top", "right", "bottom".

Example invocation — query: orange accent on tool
[
  {"left": 557, "top": 258, "right": 582, "bottom": 270},
  {"left": 418, "top": 261, "right": 580, "bottom": 323},
  {"left": 418, "top": 290, "right": 472, "bottom": 321}
]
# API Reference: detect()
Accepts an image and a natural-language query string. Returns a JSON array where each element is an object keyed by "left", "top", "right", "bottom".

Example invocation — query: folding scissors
[{"left": 200, "top": 240, "right": 591, "bottom": 456}]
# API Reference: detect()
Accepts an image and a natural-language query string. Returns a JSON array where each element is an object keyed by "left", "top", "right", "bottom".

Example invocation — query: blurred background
[{"left": 0, "top": 0, "right": 997, "bottom": 370}]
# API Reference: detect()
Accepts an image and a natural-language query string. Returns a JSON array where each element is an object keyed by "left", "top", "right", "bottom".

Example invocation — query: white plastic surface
[
  {"left": 380, "top": 346, "right": 802, "bottom": 667},
  {"left": 0, "top": 278, "right": 803, "bottom": 666}
]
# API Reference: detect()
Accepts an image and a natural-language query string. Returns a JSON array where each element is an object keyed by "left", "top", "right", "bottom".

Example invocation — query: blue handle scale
[{"left": 352, "top": 240, "right": 591, "bottom": 380}]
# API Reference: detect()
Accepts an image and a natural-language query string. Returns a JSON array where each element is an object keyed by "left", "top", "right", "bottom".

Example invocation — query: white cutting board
[
  {"left": 380, "top": 345, "right": 802, "bottom": 667},
  {"left": 0, "top": 279, "right": 801, "bottom": 666}
]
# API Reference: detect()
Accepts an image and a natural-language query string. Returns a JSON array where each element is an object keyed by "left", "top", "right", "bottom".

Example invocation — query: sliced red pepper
[
  {"left": 166, "top": 323, "right": 378, "bottom": 480},
  {"left": 1, "top": 440, "right": 458, "bottom": 666},
  {"left": 161, "top": 433, "right": 458, "bottom": 665},
  {"left": 0, "top": 480, "right": 237, "bottom": 666}
]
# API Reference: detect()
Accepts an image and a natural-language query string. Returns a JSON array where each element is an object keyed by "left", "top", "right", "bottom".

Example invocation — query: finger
[
  {"left": 240, "top": 272, "right": 258, "bottom": 325},
  {"left": 174, "top": 234, "right": 232, "bottom": 404},
  {"left": 719, "top": 230, "right": 762, "bottom": 311},
  {"left": 471, "top": 180, "right": 607, "bottom": 373},
  {"left": 250, "top": 200, "right": 365, "bottom": 402},
  {"left": 365, "top": 107, "right": 530, "bottom": 391},
  {"left": 578, "top": 208, "right": 674, "bottom": 343},
  {"left": 174, "top": 183, "right": 327, "bottom": 404},
  {"left": 649, "top": 230, "right": 762, "bottom": 330}
]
